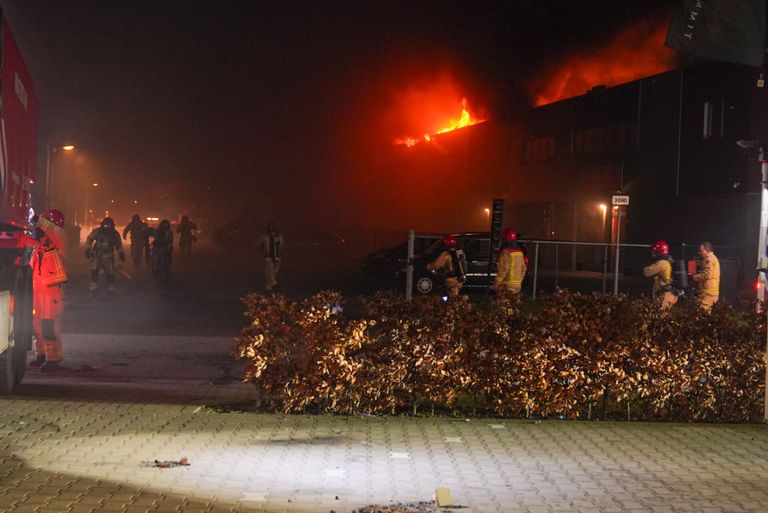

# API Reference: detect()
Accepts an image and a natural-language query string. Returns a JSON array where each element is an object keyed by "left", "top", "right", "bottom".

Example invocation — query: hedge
[{"left": 234, "top": 290, "right": 765, "bottom": 421}]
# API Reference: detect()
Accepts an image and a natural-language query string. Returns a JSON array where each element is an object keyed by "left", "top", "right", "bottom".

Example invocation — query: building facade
[{"left": 507, "top": 61, "right": 766, "bottom": 295}]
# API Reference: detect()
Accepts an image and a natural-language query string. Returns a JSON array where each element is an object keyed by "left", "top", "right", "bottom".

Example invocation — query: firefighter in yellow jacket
[
  {"left": 642, "top": 240, "right": 678, "bottom": 309},
  {"left": 692, "top": 241, "right": 720, "bottom": 312},
  {"left": 26, "top": 209, "right": 67, "bottom": 371},
  {"left": 426, "top": 235, "right": 466, "bottom": 298},
  {"left": 492, "top": 229, "right": 527, "bottom": 293}
]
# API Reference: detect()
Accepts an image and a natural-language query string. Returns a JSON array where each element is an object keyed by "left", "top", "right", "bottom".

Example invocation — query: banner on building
[{"left": 665, "top": 0, "right": 766, "bottom": 68}]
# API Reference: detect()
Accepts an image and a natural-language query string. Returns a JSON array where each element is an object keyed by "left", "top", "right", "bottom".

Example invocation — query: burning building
[{"left": 507, "top": 60, "right": 765, "bottom": 297}]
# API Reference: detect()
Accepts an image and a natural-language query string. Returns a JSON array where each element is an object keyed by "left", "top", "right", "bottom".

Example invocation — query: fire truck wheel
[
  {"left": 0, "top": 264, "right": 32, "bottom": 394},
  {"left": 12, "top": 266, "right": 32, "bottom": 385}
]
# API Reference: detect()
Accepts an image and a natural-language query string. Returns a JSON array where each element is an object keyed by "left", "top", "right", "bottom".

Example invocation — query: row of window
[
  {"left": 523, "top": 100, "right": 727, "bottom": 162},
  {"left": 523, "top": 121, "right": 638, "bottom": 162}
]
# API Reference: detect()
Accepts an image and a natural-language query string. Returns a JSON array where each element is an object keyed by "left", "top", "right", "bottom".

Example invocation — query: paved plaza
[
  {"left": 0, "top": 396, "right": 767, "bottom": 513},
  {"left": 0, "top": 262, "right": 764, "bottom": 513}
]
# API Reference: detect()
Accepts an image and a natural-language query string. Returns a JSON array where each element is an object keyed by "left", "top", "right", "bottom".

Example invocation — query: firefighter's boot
[{"left": 41, "top": 360, "right": 60, "bottom": 372}]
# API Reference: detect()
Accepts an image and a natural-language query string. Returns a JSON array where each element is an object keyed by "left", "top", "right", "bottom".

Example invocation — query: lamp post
[
  {"left": 82, "top": 182, "right": 98, "bottom": 230},
  {"left": 599, "top": 203, "right": 608, "bottom": 293},
  {"left": 44, "top": 143, "right": 75, "bottom": 209}
]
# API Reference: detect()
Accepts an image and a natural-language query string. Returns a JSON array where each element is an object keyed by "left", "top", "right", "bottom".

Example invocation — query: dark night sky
[{"left": 0, "top": 0, "right": 679, "bottom": 230}]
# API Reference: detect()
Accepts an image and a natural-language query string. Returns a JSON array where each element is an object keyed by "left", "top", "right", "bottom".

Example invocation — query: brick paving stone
[{"left": 0, "top": 401, "right": 767, "bottom": 512}]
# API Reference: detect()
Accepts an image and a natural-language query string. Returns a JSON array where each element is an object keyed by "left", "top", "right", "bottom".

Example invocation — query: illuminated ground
[
  {"left": 0, "top": 402, "right": 766, "bottom": 513},
  {"left": 1, "top": 242, "right": 764, "bottom": 512}
]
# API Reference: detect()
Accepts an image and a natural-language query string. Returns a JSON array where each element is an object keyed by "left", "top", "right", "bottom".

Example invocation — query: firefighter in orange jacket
[
  {"left": 426, "top": 235, "right": 466, "bottom": 298},
  {"left": 692, "top": 241, "right": 720, "bottom": 312},
  {"left": 492, "top": 229, "right": 527, "bottom": 293},
  {"left": 28, "top": 209, "right": 67, "bottom": 371},
  {"left": 642, "top": 240, "right": 678, "bottom": 309}
]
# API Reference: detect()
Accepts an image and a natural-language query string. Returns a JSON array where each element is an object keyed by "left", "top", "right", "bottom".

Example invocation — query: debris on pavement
[
  {"left": 142, "top": 457, "right": 190, "bottom": 468},
  {"left": 76, "top": 365, "right": 97, "bottom": 372},
  {"left": 192, "top": 403, "right": 253, "bottom": 414},
  {"left": 353, "top": 501, "right": 441, "bottom": 513}
]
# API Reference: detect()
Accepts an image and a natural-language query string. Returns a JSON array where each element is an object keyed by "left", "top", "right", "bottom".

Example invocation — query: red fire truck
[{"left": 0, "top": 10, "right": 39, "bottom": 393}]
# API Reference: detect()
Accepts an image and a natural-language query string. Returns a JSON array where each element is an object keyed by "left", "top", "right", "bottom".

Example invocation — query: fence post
[
  {"left": 405, "top": 229, "right": 415, "bottom": 302},
  {"left": 554, "top": 243, "right": 559, "bottom": 289},
  {"left": 602, "top": 243, "right": 609, "bottom": 293},
  {"left": 613, "top": 209, "right": 622, "bottom": 295},
  {"left": 532, "top": 242, "right": 539, "bottom": 300}
]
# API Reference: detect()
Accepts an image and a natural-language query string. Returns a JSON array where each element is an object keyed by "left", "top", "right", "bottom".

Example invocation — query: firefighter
[
  {"left": 176, "top": 215, "right": 197, "bottom": 259},
  {"left": 261, "top": 221, "right": 283, "bottom": 292},
  {"left": 492, "top": 229, "right": 527, "bottom": 294},
  {"left": 27, "top": 209, "right": 68, "bottom": 371},
  {"left": 122, "top": 214, "right": 150, "bottom": 269},
  {"left": 151, "top": 219, "right": 174, "bottom": 283},
  {"left": 642, "top": 240, "right": 678, "bottom": 309},
  {"left": 691, "top": 241, "right": 720, "bottom": 312},
  {"left": 85, "top": 216, "right": 125, "bottom": 292},
  {"left": 426, "top": 235, "right": 466, "bottom": 298}
]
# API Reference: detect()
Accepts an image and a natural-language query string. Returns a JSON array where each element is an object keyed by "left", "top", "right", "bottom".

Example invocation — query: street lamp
[
  {"left": 599, "top": 203, "right": 608, "bottom": 293},
  {"left": 484, "top": 207, "right": 490, "bottom": 225},
  {"left": 598, "top": 204, "right": 607, "bottom": 237},
  {"left": 45, "top": 143, "right": 75, "bottom": 209},
  {"left": 82, "top": 181, "right": 99, "bottom": 229}
]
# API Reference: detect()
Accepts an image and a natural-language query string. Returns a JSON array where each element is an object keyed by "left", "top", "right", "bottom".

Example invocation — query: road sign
[{"left": 612, "top": 195, "right": 630, "bottom": 206}]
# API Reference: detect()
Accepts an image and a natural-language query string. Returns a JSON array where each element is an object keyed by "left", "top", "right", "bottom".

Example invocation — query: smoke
[{"left": 526, "top": 16, "right": 678, "bottom": 106}]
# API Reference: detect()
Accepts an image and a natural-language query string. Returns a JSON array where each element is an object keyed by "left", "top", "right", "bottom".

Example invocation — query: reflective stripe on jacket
[{"left": 494, "top": 248, "right": 527, "bottom": 287}]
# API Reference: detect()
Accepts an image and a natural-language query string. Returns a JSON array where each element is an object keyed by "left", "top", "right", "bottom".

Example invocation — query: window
[
  {"left": 703, "top": 101, "right": 713, "bottom": 139},
  {"left": 523, "top": 136, "right": 555, "bottom": 162},
  {"left": 573, "top": 121, "right": 637, "bottom": 156},
  {"left": 462, "top": 239, "right": 490, "bottom": 259}
]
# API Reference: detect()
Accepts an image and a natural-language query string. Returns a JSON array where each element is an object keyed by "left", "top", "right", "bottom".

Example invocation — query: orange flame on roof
[
  {"left": 394, "top": 97, "right": 486, "bottom": 147},
  {"left": 528, "top": 17, "right": 677, "bottom": 107}
]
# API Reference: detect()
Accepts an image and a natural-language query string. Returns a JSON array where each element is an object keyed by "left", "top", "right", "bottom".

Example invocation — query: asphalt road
[
  {"left": 10, "top": 240, "right": 661, "bottom": 405},
  {"left": 15, "top": 241, "right": 372, "bottom": 405}
]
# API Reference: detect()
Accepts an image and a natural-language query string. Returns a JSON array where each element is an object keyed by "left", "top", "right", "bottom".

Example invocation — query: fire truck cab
[{"left": 0, "top": 10, "right": 40, "bottom": 393}]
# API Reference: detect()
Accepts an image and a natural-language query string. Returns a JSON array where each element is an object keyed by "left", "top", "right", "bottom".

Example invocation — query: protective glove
[
  {"left": 85, "top": 248, "right": 91, "bottom": 259},
  {"left": 119, "top": 252, "right": 125, "bottom": 263}
]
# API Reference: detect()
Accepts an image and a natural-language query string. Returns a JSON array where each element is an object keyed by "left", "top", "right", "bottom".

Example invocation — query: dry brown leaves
[{"left": 234, "top": 290, "right": 766, "bottom": 421}]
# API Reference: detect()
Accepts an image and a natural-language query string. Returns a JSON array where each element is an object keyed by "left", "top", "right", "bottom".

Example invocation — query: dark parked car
[
  {"left": 362, "top": 234, "right": 441, "bottom": 282},
  {"left": 364, "top": 232, "right": 499, "bottom": 295}
]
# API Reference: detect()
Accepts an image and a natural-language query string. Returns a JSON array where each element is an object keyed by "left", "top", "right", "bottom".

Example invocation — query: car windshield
[{"left": 423, "top": 238, "right": 447, "bottom": 259}]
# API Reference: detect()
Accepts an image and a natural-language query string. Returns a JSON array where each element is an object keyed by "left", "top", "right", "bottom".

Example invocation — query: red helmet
[
  {"left": 442, "top": 236, "right": 457, "bottom": 250},
  {"left": 501, "top": 229, "right": 518, "bottom": 242},
  {"left": 41, "top": 209, "right": 64, "bottom": 228},
  {"left": 651, "top": 240, "right": 669, "bottom": 257}
]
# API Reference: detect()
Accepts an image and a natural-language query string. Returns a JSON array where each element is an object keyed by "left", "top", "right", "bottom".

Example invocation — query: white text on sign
[{"left": 612, "top": 195, "right": 630, "bottom": 206}]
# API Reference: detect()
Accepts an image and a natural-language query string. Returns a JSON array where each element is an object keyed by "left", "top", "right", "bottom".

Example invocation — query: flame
[
  {"left": 394, "top": 97, "right": 485, "bottom": 147},
  {"left": 528, "top": 17, "right": 677, "bottom": 107}
]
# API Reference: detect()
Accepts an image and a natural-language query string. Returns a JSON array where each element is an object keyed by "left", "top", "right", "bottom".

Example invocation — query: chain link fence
[{"left": 521, "top": 240, "right": 748, "bottom": 301}]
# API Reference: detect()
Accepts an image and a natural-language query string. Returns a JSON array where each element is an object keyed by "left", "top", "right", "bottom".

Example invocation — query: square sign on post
[{"left": 612, "top": 195, "right": 630, "bottom": 206}]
